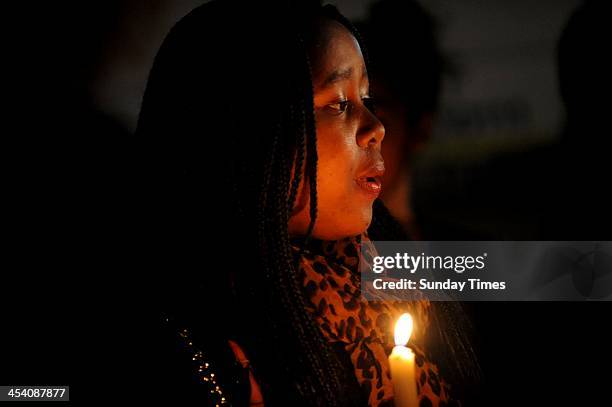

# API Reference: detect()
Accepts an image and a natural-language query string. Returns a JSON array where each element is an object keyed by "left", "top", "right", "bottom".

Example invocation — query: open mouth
[{"left": 355, "top": 176, "right": 382, "bottom": 196}]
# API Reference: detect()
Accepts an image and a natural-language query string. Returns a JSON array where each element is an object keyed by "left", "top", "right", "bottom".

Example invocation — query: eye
[{"left": 326, "top": 100, "right": 350, "bottom": 114}]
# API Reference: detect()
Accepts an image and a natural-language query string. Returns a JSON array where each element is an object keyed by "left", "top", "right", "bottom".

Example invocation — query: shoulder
[{"left": 154, "top": 315, "right": 252, "bottom": 405}]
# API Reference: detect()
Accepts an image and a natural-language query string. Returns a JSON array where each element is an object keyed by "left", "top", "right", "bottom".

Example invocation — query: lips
[
  {"left": 355, "top": 161, "right": 385, "bottom": 197},
  {"left": 355, "top": 176, "right": 382, "bottom": 194}
]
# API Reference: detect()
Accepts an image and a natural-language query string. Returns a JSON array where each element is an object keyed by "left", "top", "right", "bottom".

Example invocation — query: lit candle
[{"left": 389, "top": 313, "right": 418, "bottom": 407}]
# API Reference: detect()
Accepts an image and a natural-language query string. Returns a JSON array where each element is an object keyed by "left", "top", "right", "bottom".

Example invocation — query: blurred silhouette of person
[
  {"left": 358, "top": 0, "right": 444, "bottom": 239},
  {"left": 546, "top": 0, "right": 612, "bottom": 239},
  {"left": 399, "top": 0, "right": 612, "bottom": 241}
]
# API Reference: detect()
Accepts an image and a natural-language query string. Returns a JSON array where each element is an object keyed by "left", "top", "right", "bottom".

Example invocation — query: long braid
[
  {"left": 240, "top": 5, "right": 375, "bottom": 404},
  {"left": 256, "top": 31, "right": 346, "bottom": 404},
  {"left": 240, "top": 25, "right": 332, "bottom": 405},
  {"left": 287, "top": 100, "right": 306, "bottom": 214},
  {"left": 261, "top": 124, "right": 340, "bottom": 405},
  {"left": 257, "top": 120, "right": 282, "bottom": 282},
  {"left": 140, "top": 2, "right": 373, "bottom": 405},
  {"left": 302, "top": 51, "right": 319, "bottom": 244},
  {"left": 255, "top": 8, "right": 374, "bottom": 404}
]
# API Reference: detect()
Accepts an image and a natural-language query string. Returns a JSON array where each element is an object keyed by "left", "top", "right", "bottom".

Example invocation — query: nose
[{"left": 356, "top": 105, "right": 385, "bottom": 148}]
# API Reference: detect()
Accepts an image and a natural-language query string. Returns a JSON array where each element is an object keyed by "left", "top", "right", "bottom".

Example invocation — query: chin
[
  {"left": 355, "top": 206, "right": 373, "bottom": 234},
  {"left": 341, "top": 207, "right": 373, "bottom": 237},
  {"left": 314, "top": 205, "right": 374, "bottom": 240}
]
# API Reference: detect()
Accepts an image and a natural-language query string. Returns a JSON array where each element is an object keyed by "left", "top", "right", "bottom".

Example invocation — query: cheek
[
  {"left": 316, "top": 121, "right": 359, "bottom": 199},
  {"left": 312, "top": 119, "right": 373, "bottom": 237}
]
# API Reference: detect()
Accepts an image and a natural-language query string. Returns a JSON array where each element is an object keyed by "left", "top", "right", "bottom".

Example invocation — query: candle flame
[{"left": 394, "top": 313, "right": 413, "bottom": 346}]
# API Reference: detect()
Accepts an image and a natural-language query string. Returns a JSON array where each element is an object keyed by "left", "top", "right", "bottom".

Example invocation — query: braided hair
[
  {"left": 136, "top": 1, "right": 376, "bottom": 405},
  {"left": 137, "top": 1, "right": 478, "bottom": 405}
]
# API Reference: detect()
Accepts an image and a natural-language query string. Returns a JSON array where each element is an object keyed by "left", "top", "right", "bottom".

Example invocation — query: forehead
[{"left": 308, "top": 18, "right": 366, "bottom": 88}]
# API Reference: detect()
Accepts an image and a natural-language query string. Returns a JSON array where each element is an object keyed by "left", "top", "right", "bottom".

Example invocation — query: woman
[{"left": 137, "top": 1, "right": 477, "bottom": 406}]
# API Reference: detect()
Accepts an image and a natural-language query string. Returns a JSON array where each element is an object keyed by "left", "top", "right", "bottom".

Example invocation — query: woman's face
[{"left": 289, "top": 18, "right": 385, "bottom": 240}]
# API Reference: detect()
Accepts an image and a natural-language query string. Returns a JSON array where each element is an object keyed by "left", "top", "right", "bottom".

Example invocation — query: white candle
[{"left": 389, "top": 313, "right": 418, "bottom": 407}]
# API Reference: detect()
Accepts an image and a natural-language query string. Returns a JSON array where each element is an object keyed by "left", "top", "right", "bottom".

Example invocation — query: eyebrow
[{"left": 320, "top": 65, "right": 368, "bottom": 89}]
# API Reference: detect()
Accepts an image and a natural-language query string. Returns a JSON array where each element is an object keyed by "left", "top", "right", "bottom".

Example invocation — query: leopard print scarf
[{"left": 293, "top": 234, "right": 456, "bottom": 407}]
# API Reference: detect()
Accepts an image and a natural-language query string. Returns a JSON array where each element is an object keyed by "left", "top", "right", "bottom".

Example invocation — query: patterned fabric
[{"left": 293, "top": 234, "right": 457, "bottom": 407}]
